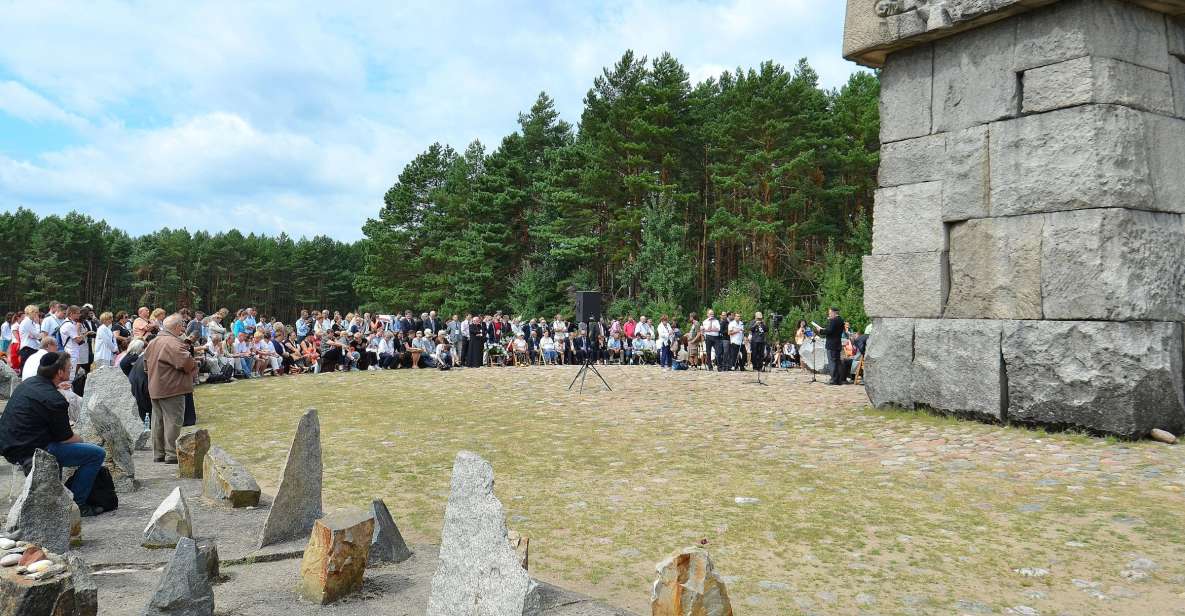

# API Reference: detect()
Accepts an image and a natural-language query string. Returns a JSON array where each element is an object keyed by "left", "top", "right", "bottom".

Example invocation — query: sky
[{"left": 0, "top": 1, "right": 863, "bottom": 241}]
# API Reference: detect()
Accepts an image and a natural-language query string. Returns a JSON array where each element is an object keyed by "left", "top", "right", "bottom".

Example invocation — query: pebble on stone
[
  {"left": 426, "top": 451, "right": 541, "bottom": 616},
  {"left": 143, "top": 487, "right": 194, "bottom": 548},
  {"left": 1150, "top": 429, "right": 1177, "bottom": 444},
  {"left": 143, "top": 536, "right": 214, "bottom": 616},
  {"left": 650, "top": 546, "right": 734, "bottom": 616},
  {"left": 201, "top": 447, "right": 260, "bottom": 508},
  {"left": 368, "top": 498, "right": 412, "bottom": 566},
  {"left": 5, "top": 450, "right": 74, "bottom": 553},
  {"left": 175, "top": 429, "right": 211, "bottom": 479},
  {"left": 258, "top": 409, "right": 322, "bottom": 548},
  {"left": 297, "top": 508, "right": 374, "bottom": 605}
]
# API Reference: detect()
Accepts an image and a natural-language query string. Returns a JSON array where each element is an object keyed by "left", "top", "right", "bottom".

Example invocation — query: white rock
[
  {"left": 27, "top": 559, "right": 53, "bottom": 573},
  {"left": 143, "top": 487, "right": 193, "bottom": 548},
  {"left": 0, "top": 538, "right": 14, "bottom": 549},
  {"left": 0, "top": 553, "right": 18, "bottom": 566}
]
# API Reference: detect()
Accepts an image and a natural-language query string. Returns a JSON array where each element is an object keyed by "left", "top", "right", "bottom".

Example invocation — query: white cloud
[{"left": 0, "top": 0, "right": 861, "bottom": 240}]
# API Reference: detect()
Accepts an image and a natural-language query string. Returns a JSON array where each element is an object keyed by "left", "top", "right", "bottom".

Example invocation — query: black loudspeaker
[{"left": 574, "top": 291, "right": 602, "bottom": 323}]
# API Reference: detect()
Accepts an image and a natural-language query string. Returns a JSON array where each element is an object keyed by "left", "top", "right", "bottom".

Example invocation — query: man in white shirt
[
  {"left": 22, "top": 334, "right": 57, "bottom": 381},
  {"left": 701, "top": 310, "right": 723, "bottom": 371},
  {"left": 40, "top": 303, "right": 64, "bottom": 349},
  {"left": 635, "top": 316, "right": 654, "bottom": 341},
  {"left": 726, "top": 312, "right": 745, "bottom": 372}
]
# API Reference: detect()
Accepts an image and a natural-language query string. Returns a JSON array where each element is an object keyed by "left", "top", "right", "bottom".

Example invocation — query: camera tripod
[{"left": 568, "top": 356, "right": 612, "bottom": 393}]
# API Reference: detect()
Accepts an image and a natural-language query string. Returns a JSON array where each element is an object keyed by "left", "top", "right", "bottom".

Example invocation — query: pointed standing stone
[
  {"left": 0, "top": 360, "right": 19, "bottom": 399},
  {"left": 175, "top": 430, "right": 210, "bottom": 479},
  {"left": 144, "top": 537, "right": 214, "bottom": 616},
  {"left": 257, "top": 409, "right": 322, "bottom": 547},
  {"left": 426, "top": 451, "right": 541, "bottom": 616},
  {"left": 297, "top": 509, "right": 373, "bottom": 605},
  {"left": 368, "top": 499, "right": 412, "bottom": 565},
  {"left": 650, "top": 546, "right": 733, "bottom": 616},
  {"left": 81, "top": 365, "right": 143, "bottom": 444},
  {"left": 76, "top": 396, "right": 137, "bottom": 493},
  {"left": 4, "top": 450, "right": 73, "bottom": 553},
  {"left": 143, "top": 487, "right": 194, "bottom": 548}
]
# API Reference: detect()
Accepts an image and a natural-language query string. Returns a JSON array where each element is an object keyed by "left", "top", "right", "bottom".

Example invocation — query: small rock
[
  {"left": 616, "top": 548, "right": 642, "bottom": 558},
  {"left": 734, "top": 497, "right": 759, "bottom": 505},
  {"left": 0, "top": 538, "right": 15, "bottom": 549},
  {"left": 26, "top": 559, "right": 53, "bottom": 573},
  {"left": 144, "top": 536, "right": 214, "bottom": 616},
  {"left": 201, "top": 447, "right": 260, "bottom": 508},
  {"left": 1014, "top": 567, "right": 1050, "bottom": 577},
  {"left": 1127, "top": 557, "right": 1156, "bottom": 571},
  {"left": 758, "top": 580, "right": 789, "bottom": 591},
  {"left": 1150, "top": 429, "right": 1177, "bottom": 444},
  {"left": 855, "top": 592, "right": 876, "bottom": 606},
  {"left": 18, "top": 546, "right": 46, "bottom": 567},
  {"left": 1008, "top": 606, "right": 1038, "bottom": 616},
  {"left": 368, "top": 498, "right": 412, "bottom": 565},
  {"left": 0, "top": 553, "right": 19, "bottom": 566},
  {"left": 1120, "top": 569, "right": 1149, "bottom": 582}
]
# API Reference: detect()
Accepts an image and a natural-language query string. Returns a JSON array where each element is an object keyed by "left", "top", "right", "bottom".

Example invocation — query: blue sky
[{"left": 0, "top": 1, "right": 862, "bottom": 241}]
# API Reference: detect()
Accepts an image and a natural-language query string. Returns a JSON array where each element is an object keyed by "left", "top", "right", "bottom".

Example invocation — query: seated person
[
  {"left": 673, "top": 347, "right": 689, "bottom": 370},
  {"left": 606, "top": 332, "right": 623, "bottom": 363},
  {"left": 512, "top": 333, "right": 530, "bottom": 365},
  {"left": 434, "top": 341, "right": 455, "bottom": 370},
  {"left": 0, "top": 352, "right": 107, "bottom": 516},
  {"left": 540, "top": 333, "right": 556, "bottom": 364}
]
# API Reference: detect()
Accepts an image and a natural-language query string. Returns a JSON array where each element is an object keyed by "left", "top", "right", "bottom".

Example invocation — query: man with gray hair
[{"left": 142, "top": 314, "right": 198, "bottom": 463}]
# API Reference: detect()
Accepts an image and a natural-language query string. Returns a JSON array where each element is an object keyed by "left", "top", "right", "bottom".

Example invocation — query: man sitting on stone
[{"left": 0, "top": 352, "right": 107, "bottom": 516}]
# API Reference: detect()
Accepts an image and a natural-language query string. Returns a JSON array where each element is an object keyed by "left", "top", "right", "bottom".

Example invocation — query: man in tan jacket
[{"left": 143, "top": 313, "right": 198, "bottom": 463}]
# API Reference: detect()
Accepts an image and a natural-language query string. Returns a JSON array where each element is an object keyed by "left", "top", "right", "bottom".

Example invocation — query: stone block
[
  {"left": 1042, "top": 208, "right": 1185, "bottom": 320},
  {"left": 65, "top": 555, "right": 97, "bottom": 616},
  {"left": 910, "top": 319, "right": 1004, "bottom": 419},
  {"left": 81, "top": 365, "right": 143, "bottom": 442},
  {"left": 864, "top": 318, "right": 915, "bottom": 409},
  {"left": 942, "top": 125, "right": 990, "bottom": 221},
  {"left": 195, "top": 539, "right": 219, "bottom": 584},
  {"left": 878, "top": 133, "right": 945, "bottom": 187},
  {"left": 1022, "top": 56, "right": 1174, "bottom": 114},
  {"left": 880, "top": 44, "right": 934, "bottom": 143},
  {"left": 5, "top": 450, "right": 73, "bottom": 554},
  {"left": 426, "top": 452, "right": 540, "bottom": 616},
  {"left": 989, "top": 104, "right": 1179, "bottom": 216},
  {"left": 298, "top": 509, "right": 373, "bottom": 606},
  {"left": 1171, "top": 16, "right": 1185, "bottom": 56},
  {"left": 1017, "top": 0, "right": 1170, "bottom": 72},
  {"left": 946, "top": 214, "right": 1044, "bottom": 319},
  {"left": 863, "top": 252, "right": 949, "bottom": 318},
  {"left": 258, "top": 409, "right": 322, "bottom": 547},
  {"left": 1003, "top": 320, "right": 1185, "bottom": 437},
  {"left": 144, "top": 537, "right": 214, "bottom": 616},
  {"left": 201, "top": 447, "right": 260, "bottom": 508},
  {"left": 76, "top": 396, "right": 137, "bottom": 493},
  {"left": 175, "top": 429, "right": 210, "bottom": 479},
  {"left": 143, "top": 487, "right": 193, "bottom": 548},
  {"left": 872, "top": 182, "right": 946, "bottom": 255},
  {"left": 368, "top": 498, "right": 412, "bottom": 566},
  {"left": 933, "top": 17, "right": 1020, "bottom": 132},
  {"left": 0, "top": 553, "right": 97, "bottom": 616},
  {"left": 1170, "top": 55, "right": 1185, "bottom": 117},
  {"left": 650, "top": 546, "right": 733, "bottom": 616},
  {"left": 0, "top": 362, "right": 18, "bottom": 400}
]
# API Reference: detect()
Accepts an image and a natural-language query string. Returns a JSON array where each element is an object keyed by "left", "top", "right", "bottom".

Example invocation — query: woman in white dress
[{"left": 94, "top": 312, "right": 117, "bottom": 367}]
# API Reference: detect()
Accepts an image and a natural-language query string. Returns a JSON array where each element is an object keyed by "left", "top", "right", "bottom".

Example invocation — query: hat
[
  {"left": 82, "top": 303, "right": 94, "bottom": 310},
  {"left": 40, "top": 351, "right": 62, "bottom": 368}
]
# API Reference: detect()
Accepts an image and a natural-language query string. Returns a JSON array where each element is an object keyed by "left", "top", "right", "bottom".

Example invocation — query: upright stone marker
[
  {"left": 81, "top": 365, "right": 143, "bottom": 444},
  {"left": 650, "top": 546, "right": 733, "bottom": 616},
  {"left": 849, "top": 0, "right": 1185, "bottom": 438},
  {"left": 144, "top": 487, "right": 194, "bottom": 548},
  {"left": 257, "top": 409, "right": 322, "bottom": 547},
  {"left": 143, "top": 537, "right": 214, "bottom": 616},
  {"left": 426, "top": 451, "right": 541, "bottom": 616},
  {"left": 76, "top": 396, "right": 137, "bottom": 493},
  {"left": 297, "top": 509, "right": 373, "bottom": 605},
  {"left": 175, "top": 430, "right": 210, "bottom": 479},
  {"left": 4, "top": 450, "right": 73, "bottom": 553},
  {"left": 0, "top": 361, "right": 18, "bottom": 400},
  {"left": 368, "top": 498, "right": 412, "bottom": 565}
]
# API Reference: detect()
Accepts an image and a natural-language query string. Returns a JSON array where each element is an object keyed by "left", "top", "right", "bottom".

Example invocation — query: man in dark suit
[
  {"left": 424, "top": 311, "right": 441, "bottom": 337},
  {"left": 817, "top": 307, "right": 846, "bottom": 385}
]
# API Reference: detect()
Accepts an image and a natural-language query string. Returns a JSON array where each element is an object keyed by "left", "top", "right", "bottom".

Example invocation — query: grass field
[{"left": 194, "top": 365, "right": 1185, "bottom": 615}]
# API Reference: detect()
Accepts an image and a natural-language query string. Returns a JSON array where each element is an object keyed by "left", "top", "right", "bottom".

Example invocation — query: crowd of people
[{"left": 0, "top": 300, "right": 868, "bottom": 517}]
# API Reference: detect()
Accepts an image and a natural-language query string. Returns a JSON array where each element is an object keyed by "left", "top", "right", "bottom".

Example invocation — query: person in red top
[{"left": 623, "top": 315, "right": 637, "bottom": 340}]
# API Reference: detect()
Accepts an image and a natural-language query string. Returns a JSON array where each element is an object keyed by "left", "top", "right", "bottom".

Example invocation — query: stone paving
[{"left": 195, "top": 365, "right": 1185, "bottom": 615}]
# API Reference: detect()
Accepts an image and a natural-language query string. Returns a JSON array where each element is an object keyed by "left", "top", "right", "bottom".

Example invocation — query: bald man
[{"left": 142, "top": 314, "right": 198, "bottom": 463}]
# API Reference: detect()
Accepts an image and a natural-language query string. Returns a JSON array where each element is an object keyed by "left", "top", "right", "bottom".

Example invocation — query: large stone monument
[{"left": 848, "top": 0, "right": 1185, "bottom": 438}]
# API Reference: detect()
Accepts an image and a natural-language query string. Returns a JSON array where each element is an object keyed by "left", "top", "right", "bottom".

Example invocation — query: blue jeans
[{"left": 46, "top": 441, "right": 106, "bottom": 505}]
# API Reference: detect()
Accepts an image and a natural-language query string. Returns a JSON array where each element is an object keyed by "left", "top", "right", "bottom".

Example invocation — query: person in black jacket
[{"left": 817, "top": 307, "right": 846, "bottom": 385}]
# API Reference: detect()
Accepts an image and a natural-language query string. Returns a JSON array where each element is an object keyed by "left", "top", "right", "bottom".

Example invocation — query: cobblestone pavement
[{"left": 196, "top": 365, "right": 1185, "bottom": 615}]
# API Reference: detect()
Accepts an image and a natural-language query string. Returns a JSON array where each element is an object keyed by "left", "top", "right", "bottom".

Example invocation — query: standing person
[
  {"left": 0, "top": 352, "right": 107, "bottom": 516},
  {"left": 656, "top": 316, "right": 673, "bottom": 369},
  {"left": 817, "top": 307, "right": 846, "bottom": 385},
  {"left": 60, "top": 306, "right": 86, "bottom": 377},
  {"left": 0, "top": 312, "right": 12, "bottom": 355},
  {"left": 79, "top": 304, "right": 98, "bottom": 370},
  {"left": 465, "top": 317, "right": 485, "bottom": 368},
  {"left": 750, "top": 312, "right": 768, "bottom": 372},
  {"left": 132, "top": 307, "right": 152, "bottom": 339},
  {"left": 40, "top": 303, "right": 64, "bottom": 349},
  {"left": 725, "top": 313, "right": 744, "bottom": 372},
  {"left": 701, "top": 310, "right": 722, "bottom": 371},
  {"left": 143, "top": 315, "right": 199, "bottom": 464}
]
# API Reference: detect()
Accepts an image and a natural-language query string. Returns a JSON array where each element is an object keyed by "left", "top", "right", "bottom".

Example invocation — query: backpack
[{"left": 65, "top": 466, "right": 118, "bottom": 512}]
